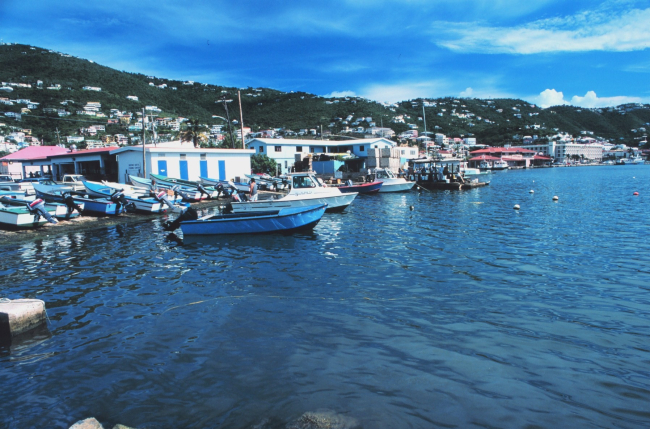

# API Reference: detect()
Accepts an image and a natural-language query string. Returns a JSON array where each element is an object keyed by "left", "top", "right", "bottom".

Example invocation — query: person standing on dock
[{"left": 249, "top": 178, "right": 258, "bottom": 201}]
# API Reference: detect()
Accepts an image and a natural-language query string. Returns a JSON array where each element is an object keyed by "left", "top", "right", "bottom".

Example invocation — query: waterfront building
[
  {"left": 246, "top": 137, "right": 396, "bottom": 174},
  {"left": 111, "top": 142, "right": 253, "bottom": 184},
  {"left": 469, "top": 147, "right": 551, "bottom": 168},
  {"left": 0, "top": 145, "right": 69, "bottom": 178},
  {"left": 519, "top": 140, "right": 604, "bottom": 163}
]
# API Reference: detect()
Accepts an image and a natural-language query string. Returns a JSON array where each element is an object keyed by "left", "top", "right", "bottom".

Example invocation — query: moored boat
[
  {"left": 229, "top": 172, "right": 357, "bottom": 213},
  {"left": 331, "top": 180, "right": 383, "bottom": 194},
  {"left": 150, "top": 173, "right": 218, "bottom": 198},
  {"left": 409, "top": 158, "right": 489, "bottom": 190},
  {"left": 83, "top": 180, "right": 167, "bottom": 213},
  {"left": 372, "top": 168, "right": 415, "bottom": 193},
  {"left": 129, "top": 175, "right": 206, "bottom": 202},
  {"left": 170, "top": 204, "right": 327, "bottom": 235},
  {"left": 34, "top": 184, "right": 125, "bottom": 216}
]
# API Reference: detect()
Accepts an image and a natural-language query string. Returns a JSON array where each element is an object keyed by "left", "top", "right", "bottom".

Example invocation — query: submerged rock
[
  {"left": 286, "top": 410, "right": 360, "bottom": 429},
  {"left": 69, "top": 418, "right": 103, "bottom": 429}
]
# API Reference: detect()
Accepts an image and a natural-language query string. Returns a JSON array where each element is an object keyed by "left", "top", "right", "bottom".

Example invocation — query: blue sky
[{"left": 2, "top": 0, "right": 649, "bottom": 107}]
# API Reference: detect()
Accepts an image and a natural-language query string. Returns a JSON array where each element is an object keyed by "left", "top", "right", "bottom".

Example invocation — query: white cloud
[
  {"left": 535, "top": 89, "right": 569, "bottom": 108},
  {"left": 434, "top": 6, "right": 650, "bottom": 54},
  {"left": 532, "top": 89, "right": 645, "bottom": 108},
  {"left": 459, "top": 87, "right": 474, "bottom": 97},
  {"left": 570, "top": 91, "right": 643, "bottom": 108},
  {"left": 324, "top": 90, "right": 357, "bottom": 98},
  {"left": 361, "top": 81, "right": 451, "bottom": 103}
]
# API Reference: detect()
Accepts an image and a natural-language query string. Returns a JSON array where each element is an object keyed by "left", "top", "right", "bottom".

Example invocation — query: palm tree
[{"left": 180, "top": 119, "right": 207, "bottom": 148}]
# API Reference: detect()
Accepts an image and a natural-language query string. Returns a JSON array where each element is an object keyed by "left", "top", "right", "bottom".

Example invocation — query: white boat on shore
[
  {"left": 372, "top": 168, "right": 415, "bottom": 193},
  {"left": 229, "top": 172, "right": 357, "bottom": 213}
]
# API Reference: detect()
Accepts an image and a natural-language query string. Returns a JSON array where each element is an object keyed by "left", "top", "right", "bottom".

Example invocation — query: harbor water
[{"left": 1, "top": 165, "right": 650, "bottom": 428}]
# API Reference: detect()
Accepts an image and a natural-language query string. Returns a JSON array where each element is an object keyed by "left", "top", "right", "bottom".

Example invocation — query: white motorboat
[
  {"left": 372, "top": 168, "right": 415, "bottom": 193},
  {"left": 479, "top": 160, "right": 509, "bottom": 170},
  {"left": 229, "top": 172, "right": 357, "bottom": 213},
  {"left": 629, "top": 155, "right": 645, "bottom": 164}
]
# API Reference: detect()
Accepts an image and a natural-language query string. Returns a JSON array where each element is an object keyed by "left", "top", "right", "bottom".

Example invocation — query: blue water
[{"left": 1, "top": 166, "right": 650, "bottom": 428}]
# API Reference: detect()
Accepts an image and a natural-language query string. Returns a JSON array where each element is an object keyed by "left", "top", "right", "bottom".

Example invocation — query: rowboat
[
  {"left": 177, "top": 204, "right": 327, "bottom": 235},
  {"left": 331, "top": 180, "right": 382, "bottom": 194},
  {"left": 129, "top": 175, "right": 206, "bottom": 202},
  {"left": 229, "top": 172, "right": 357, "bottom": 213},
  {"left": 82, "top": 180, "right": 166, "bottom": 213}
]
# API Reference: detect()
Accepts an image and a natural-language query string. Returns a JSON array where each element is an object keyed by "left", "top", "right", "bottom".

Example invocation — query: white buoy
[
  {"left": 553, "top": 196, "right": 559, "bottom": 201},
  {"left": 529, "top": 190, "right": 534, "bottom": 193},
  {"left": 514, "top": 204, "right": 520, "bottom": 210}
]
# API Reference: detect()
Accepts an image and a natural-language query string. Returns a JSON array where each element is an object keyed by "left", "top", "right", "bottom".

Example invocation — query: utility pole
[
  {"left": 55, "top": 128, "right": 61, "bottom": 146},
  {"left": 142, "top": 108, "right": 147, "bottom": 177},
  {"left": 238, "top": 90, "right": 245, "bottom": 149},
  {"left": 218, "top": 97, "right": 235, "bottom": 148}
]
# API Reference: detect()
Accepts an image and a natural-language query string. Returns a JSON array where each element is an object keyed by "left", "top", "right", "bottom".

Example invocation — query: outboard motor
[
  {"left": 230, "top": 189, "right": 248, "bottom": 202},
  {"left": 197, "top": 183, "right": 211, "bottom": 199},
  {"left": 27, "top": 199, "right": 57, "bottom": 224},
  {"left": 110, "top": 189, "right": 136, "bottom": 213},
  {"left": 162, "top": 206, "right": 198, "bottom": 231},
  {"left": 152, "top": 190, "right": 176, "bottom": 210},
  {"left": 171, "top": 185, "right": 194, "bottom": 202},
  {"left": 62, "top": 192, "right": 84, "bottom": 215}
]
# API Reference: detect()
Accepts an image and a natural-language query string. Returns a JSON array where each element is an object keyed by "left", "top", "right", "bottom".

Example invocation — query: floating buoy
[
  {"left": 553, "top": 196, "right": 559, "bottom": 201},
  {"left": 633, "top": 192, "right": 639, "bottom": 196},
  {"left": 529, "top": 190, "right": 534, "bottom": 193},
  {"left": 514, "top": 204, "right": 520, "bottom": 210},
  {"left": 409, "top": 205, "right": 414, "bottom": 210}
]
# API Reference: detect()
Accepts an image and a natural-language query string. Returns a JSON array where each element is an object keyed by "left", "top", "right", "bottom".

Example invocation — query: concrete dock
[{"left": 0, "top": 298, "right": 47, "bottom": 340}]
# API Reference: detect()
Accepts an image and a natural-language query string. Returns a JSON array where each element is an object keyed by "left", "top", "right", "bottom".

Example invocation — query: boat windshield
[
  {"left": 292, "top": 175, "right": 318, "bottom": 188},
  {"left": 375, "top": 169, "right": 395, "bottom": 179}
]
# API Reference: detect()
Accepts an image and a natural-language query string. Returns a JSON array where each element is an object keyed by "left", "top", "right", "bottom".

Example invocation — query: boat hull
[
  {"left": 230, "top": 193, "right": 356, "bottom": 213},
  {"left": 180, "top": 204, "right": 327, "bottom": 235},
  {"left": 334, "top": 181, "right": 383, "bottom": 194}
]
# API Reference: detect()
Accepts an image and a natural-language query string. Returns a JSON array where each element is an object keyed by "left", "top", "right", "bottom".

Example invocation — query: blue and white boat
[
  {"left": 82, "top": 180, "right": 166, "bottom": 213},
  {"left": 129, "top": 175, "right": 206, "bottom": 202},
  {"left": 33, "top": 184, "right": 125, "bottom": 216},
  {"left": 0, "top": 195, "right": 83, "bottom": 220},
  {"left": 171, "top": 204, "right": 327, "bottom": 235}
]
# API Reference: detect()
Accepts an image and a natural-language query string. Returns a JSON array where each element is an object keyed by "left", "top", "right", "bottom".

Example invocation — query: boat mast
[
  {"left": 142, "top": 107, "right": 147, "bottom": 178},
  {"left": 238, "top": 90, "right": 245, "bottom": 149}
]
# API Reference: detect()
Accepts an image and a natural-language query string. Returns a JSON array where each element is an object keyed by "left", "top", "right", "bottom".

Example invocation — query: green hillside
[{"left": 1, "top": 43, "right": 649, "bottom": 148}]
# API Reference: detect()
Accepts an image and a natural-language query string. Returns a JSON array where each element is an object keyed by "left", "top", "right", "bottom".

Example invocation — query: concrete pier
[{"left": 0, "top": 298, "right": 47, "bottom": 340}]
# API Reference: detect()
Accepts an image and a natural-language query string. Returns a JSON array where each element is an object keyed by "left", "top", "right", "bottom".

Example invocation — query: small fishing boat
[
  {"left": 171, "top": 204, "right": 327, "bottom": 235},
  {"left": 372, "top": 168, "right": 415, "bottom": 193},
  {"left": 34, "top": 184, "right": 125, "bottom": 216},
  {"left": 0, "top": 196, "right": 83, "bottom": 220},
  {"left": 200, "top": 176, "right": 250, "bottom": 193},
  {"left": 0, "top": 196, "right": 61, "bottom": 228},
  {"left": 82, "top": 180, "right": 166, "bottom": 213},
  {"left": 245, "top": 174, "right": 289, "bottom": 191},
  {"left": 129, "top": 175, "right": 207, "bottom": 202},
  {"left": 331, "top": 180, "right": 383, "bottom": 194},
  {"left": 149, "top": 173, "right": 219, "bottom": 198}
]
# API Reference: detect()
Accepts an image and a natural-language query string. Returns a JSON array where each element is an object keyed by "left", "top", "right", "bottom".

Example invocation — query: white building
[
  {"left": 111, "top": 142, "right": 254, "bottom": 183},
  {"left": 519, "top": 140, "right": 604, "bottom": 162},
  {"left": 246, "top": 137, "right": 396, "bottom": 174}
]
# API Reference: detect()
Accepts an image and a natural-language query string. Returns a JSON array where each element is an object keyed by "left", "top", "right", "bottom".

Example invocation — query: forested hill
[{"left": 1, "top": 43, "right": 649, "bottom": 147}]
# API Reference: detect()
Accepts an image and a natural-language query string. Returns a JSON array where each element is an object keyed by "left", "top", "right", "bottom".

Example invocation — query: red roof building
[{"left": 469, "top": 147, "right": 551, "bottom": 169}]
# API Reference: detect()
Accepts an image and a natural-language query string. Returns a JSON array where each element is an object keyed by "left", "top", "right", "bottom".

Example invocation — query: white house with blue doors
[
  {"left": 246, "top": 138, "right": 396, "bottom": 174},
  {"left": 111, "top": 142, "right": 254, "bottom": 184}
]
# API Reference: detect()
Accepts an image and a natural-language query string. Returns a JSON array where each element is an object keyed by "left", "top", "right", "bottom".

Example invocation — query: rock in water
[
  {"left": 286, "top": 409, "right": 360, "bottom": 429},
  {"left": 69, "top": 418, "right": 103, "bottom": 429}
]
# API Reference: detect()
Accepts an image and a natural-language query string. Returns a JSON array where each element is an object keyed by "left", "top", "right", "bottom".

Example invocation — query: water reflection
[{"left": 1, "top": 166, "right": 650, "bottom": 428}]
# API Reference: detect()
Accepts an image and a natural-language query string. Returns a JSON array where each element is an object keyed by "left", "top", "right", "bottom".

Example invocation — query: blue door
[
  {"left": 200, "top": 160, "right": 208, "bottom": 178},
  {"left": 218, "top": 160, "right": 226, "bottom": 181},
  {"left": 179, "top": 160, "right": 189, "bottom": 180},
  {"left": 157, "top": 160, "right": 168, "bottom": 177}
]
